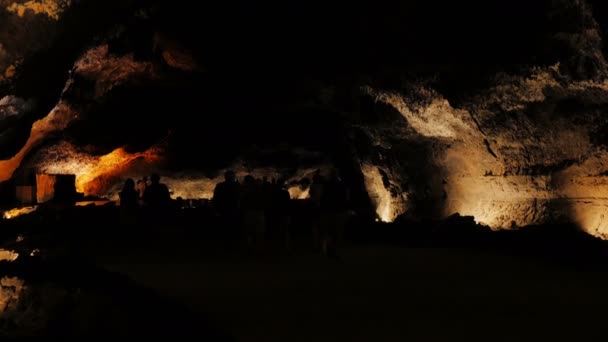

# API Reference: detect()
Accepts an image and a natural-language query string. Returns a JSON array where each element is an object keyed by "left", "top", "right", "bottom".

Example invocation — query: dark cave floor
[
  {"left": 3, "top": 205, "right": 608, "bottom": 341},
  {"left": 79, "top": 223, "right": 608, "bottom": 342}
]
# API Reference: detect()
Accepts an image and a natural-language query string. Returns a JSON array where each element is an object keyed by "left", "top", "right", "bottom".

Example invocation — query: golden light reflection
[
  {"left": 77, "top": 147, "right": 161, "bottom": 194},
  {"left": 444, "top": 176, "right": 553, "bottom": 230},
  {"left": 361, "top": 164, "right": 405, "bottom": 222},
  {"left": 567, "top": 199, "right": 608, "bottom": 239},
  {"left": 37, "top": 145, "right": 328, "bottom": 201},
  {"left": 167, "top": 175, "right": 314, "bottom": 201},
  {"left": 442, "top": 173, "right": 608, "bottom": 238},
  {"left": 0, "top": 249, "right": 19, "bottom": 262},
  {"left": 39, "top": 145, "right": 161, "bottom": 196},
  {"left": 163, "top": 169, "right": 328, "bottom": 201},
  {"left": 6, "top": 0, "right": 70, "bottom": 20},
  {"left": 2, "top": 206, "right": 38, "bottom": 220},
  {"left": 161, "top": 176, "right": 217, "bottom": 200},
  {"left": 0, "top": 276, "right": 25, "bottom": 315},
  {"left": 363, "top": 86, "right": 474, "bottom": 139},
  {"left": 288, "top": 186, "right": 310, "bottom": 200},
  {"left": 0, "top": 103, "right": 76, "bottom": 183},
  {"left": 75, "top": 200, "right": 112, "bottom": 207},
  {"left": 553, "top": 168, "right": 608, "bottom": 239}
]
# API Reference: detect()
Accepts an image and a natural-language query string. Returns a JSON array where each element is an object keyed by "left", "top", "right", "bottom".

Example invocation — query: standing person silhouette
[
  {"left": 240, "top": 175, "right": 266, "bottom": 255},
  {"left": 273, "top": 178, "right": 292, "bottom": 251},
  {"left": 320, "top": 169, "right": 349, "bottom": 258},
  {"left": 212, "top": 170, "right": 241, "bottom": 239},
  {"left": 143, "top": 173, "right": 172, "bottom": 224},
  {"left": 119, "top": 178, "right": 139, "bottom": 225}
]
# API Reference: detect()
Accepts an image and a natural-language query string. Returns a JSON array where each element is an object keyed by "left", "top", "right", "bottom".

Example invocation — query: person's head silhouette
[
  {"left": 151, "top": 173, "right": 161, "bottom": 184},
  {"left": 244, "top": 175, "right": 255, "bottom": 185},
  {"left": 124, "top": 178, "right": 135, "bottom": 190},
  {"left": 224, "top": 170, "right": 236, "bottom": 182}
]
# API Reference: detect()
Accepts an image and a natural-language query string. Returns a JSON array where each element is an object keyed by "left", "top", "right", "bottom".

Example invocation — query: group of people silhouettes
[
  {"left": 213, "top": 169, "right": 349, "bottom": 257},
  {"left": 118, "top": 169, "right": 349, "bottom": 257},
  {"left": 119, "top": 173, "right": 172, "bottom": 223},
  {"left": 213, "top": 171, "right": 292, "bottom": 253}
]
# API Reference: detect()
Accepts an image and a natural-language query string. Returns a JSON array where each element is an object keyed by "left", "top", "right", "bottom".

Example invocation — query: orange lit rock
[
  {"left": 2, "top": 206, "right": 37, "bottom": 220},
  {"left": 6, "top": 0, "right": 71, "bottom": 20}
]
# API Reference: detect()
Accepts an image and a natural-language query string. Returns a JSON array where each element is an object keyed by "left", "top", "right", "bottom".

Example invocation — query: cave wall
[
  {"left": 341, "top": 0, "right": 608, "bottom": 236},
  {"left": 1, "top": 0, "right": 608, "bottom": 236}
]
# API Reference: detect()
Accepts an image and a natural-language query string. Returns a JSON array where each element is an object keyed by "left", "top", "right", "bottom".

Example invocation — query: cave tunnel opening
[{"left": 38, "top": 72, "right": 378, "bottom": 217}]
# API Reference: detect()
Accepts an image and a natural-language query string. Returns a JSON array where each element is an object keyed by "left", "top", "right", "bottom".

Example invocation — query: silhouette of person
[
  {"left": 120, "top": 178, "right": 139, "bottom": 209},
  {"left": 119, "top": 178, "right": 139, "bottom": 225},
  {"left": 143, "top": 173, "right": 171, "bottom": 209},
  {"left": 320, "top": 169, "right": 349, "bottom": 257},
  {"left": 213, "top": 170, "right": 240, "bottom": 217},
  {"left": 273, "top": 177, "right": 292, "bottom": 250},
  {"left": 261, "top": 176, "right": 273, "bottom": 212},
  {"left": 241, "top": 175, "right": 266, "bottom": 254},
  {"left": 213, "top": 170, "right": 241, "bottom": 238}
]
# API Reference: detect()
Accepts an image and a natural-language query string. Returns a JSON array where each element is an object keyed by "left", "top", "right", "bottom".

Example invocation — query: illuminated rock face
[
  {"left": 357, "top": 73, "right": 608, "bottom": 237},
  {"left": 2, "top": 0, "right": 608, "bottom": 235},
  {"left": 346, "top": 0, "right": 608, "bottom": 231},
  {"left": 0, "top": 276, "right": 25, "bottom": 315},
  {"left": 359, "top": 71, "right": 608, "bottom": 235}
]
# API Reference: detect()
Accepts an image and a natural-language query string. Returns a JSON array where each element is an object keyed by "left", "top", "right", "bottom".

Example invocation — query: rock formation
[{"left": 2, "top": 0, "right": 608, "bottom": 236}]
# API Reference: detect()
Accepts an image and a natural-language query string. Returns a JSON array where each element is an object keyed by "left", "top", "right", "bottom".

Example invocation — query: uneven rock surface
[{"left": 3, "top": 0, "right": 608, "bottom": 235}]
